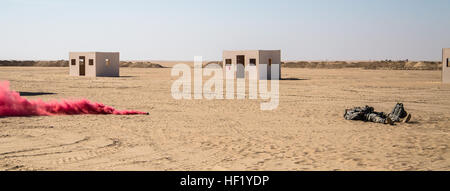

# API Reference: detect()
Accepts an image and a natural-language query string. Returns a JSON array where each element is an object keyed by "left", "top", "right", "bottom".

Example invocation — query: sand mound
[
  {"left": 0, "top": 60, "right": 166, "bottom": 68},
  {"left": 120, "top": 61, "right": 165, "bottom": 68},
  {"left": 282, "top": 61, "right": 441, "bottom": 70},
  {"left": 1, "top": 60, "right": 442, "bottom": 70},
  {"left": 203, "top": 61, "right": 223, "bottom": 68},
  {"left": 0, "top": 60, "right": 68, "bottom": 67}
]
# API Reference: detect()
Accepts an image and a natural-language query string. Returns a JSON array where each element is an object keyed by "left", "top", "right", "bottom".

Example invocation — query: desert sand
[{"left": 0, "top": 66, "right": 449, "bottom": 171}]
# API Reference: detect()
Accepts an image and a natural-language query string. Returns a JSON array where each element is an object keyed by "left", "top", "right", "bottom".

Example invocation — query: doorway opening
[
  {"left": 79, "top": 56, "right": 86, "bottom": 76},
  {"left": 267, "top": 58, "right": 273, "bottom": 80},
  {"left": 236, "top": 55, "right": 245, "bottom": 78}
]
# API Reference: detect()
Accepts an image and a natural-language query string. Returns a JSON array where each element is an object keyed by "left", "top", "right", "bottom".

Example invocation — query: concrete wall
[
  {"left": 95, "top": 52, "right": 120, "bottom": 77},
  {"left": 223, "top": 50, "right": 280, "bottom": 80},
  {"left": 69, "top": 52, "right": 96, "bottom": 77},
  {"left": 69, "top": 52, "right": 119, "bottom": 77},
  {"left": 259, "top": 50, "right": 281, "bottom": 80},
  {"left": 223, "top": 50, "right": 259, "bottom": 79},
  {"left": 443, "top": 49, "right": 450, "bottom": 83}
]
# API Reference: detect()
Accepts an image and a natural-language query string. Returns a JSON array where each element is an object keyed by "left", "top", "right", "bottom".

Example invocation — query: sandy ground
[{"left": 0, "top": 67, "right": 449, "bottom": 171}]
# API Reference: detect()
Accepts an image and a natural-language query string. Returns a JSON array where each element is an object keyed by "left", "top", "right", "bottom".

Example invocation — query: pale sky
[{"left": 1, "top": 0, "right": 449, "bottom": 61}]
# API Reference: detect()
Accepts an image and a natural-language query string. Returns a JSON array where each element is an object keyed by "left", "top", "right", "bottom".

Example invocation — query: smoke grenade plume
[{"left": 0, "top": 81, "right": 148, "bottom": 116}]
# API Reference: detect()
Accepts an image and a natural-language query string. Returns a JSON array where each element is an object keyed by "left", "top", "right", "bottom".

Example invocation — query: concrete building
[
  {"left": 69, "top": 52, "right": 120, "bottom": 77},
  {"left": 222, "top": 50, "right": 281, "bottom": 80},
  {"left": 443, "top": 48, "right": 450, "bottom": 83}
]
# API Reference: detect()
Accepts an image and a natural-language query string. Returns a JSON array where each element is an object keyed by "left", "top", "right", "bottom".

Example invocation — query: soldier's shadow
[{"left": 391, "top": 121, "right": 420, "bottom": 126}]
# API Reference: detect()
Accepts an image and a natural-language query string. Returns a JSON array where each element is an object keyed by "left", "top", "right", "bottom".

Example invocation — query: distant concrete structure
[
  {"left": 222, "top": 50, "right": 281, "bottom": 80},
  {"left": 443, "top": 48, "right": 450, "bottom": 83},
  {"left": 69, "top": 52, "right": 119, "bottom": 77}
]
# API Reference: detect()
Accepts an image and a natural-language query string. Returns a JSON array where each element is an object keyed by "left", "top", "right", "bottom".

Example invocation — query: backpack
[{"left": 390, "top": 103, "right": 407, "bottom": 121}]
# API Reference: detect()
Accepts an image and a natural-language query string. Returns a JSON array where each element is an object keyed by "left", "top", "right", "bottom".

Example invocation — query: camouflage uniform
[
  {"left": 344, "top": 105, "right": 387, "bottom": 124},
  {"left": 344, "top": 103, "right": 407, "bottom": 124},
  {"left": 365, "top": 112, "right": 388, "bottom": 123}
]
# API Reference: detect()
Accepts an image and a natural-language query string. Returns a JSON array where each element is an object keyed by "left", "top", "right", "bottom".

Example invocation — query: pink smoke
[{"left": 0, "top": 81, "right": 148, "bottom": 116}]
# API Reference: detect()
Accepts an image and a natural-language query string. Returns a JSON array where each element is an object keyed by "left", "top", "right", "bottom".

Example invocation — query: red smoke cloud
[{"left": 0, "top": 81, "right": 148, "bottom": 116}]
